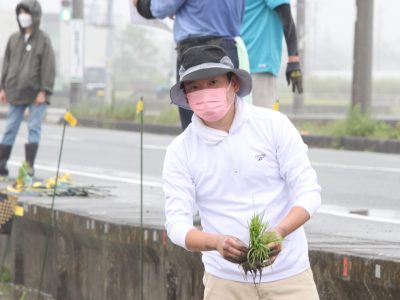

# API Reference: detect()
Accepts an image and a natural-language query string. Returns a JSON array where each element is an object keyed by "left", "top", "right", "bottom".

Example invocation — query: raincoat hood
[{"left": 16, "top": 0, "right": 42, "bottom": 34}]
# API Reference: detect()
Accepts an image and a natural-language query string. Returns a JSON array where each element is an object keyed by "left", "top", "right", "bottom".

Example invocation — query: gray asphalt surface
[{"left": 2, "top": 120, "right": 400, "bottom": 261}]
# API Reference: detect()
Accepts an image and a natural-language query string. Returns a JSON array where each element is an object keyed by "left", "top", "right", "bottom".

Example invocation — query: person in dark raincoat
[{"left": 0, "top": 0, "right": 55, "bottom": 177}]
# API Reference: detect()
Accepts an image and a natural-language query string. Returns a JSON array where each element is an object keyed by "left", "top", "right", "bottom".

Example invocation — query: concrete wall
[
  {"left": 1, "top": 204, "right": 399, "bottom": 300},
  {"left": 310, "top": 251, "right": 400, "bottom": 299},
  {"left": 2, "top": 206, "right": 203, "bottom": 300}
]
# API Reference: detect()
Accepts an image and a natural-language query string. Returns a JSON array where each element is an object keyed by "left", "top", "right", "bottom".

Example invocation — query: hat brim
[{"left": 170, "top": 67, "right": 252, "bottom": 110}]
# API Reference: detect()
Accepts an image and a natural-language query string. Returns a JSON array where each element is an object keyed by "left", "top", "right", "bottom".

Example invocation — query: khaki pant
[
  {"left": 251, "top": 73, "right": 277, "bottom": 109},
  {"left": 203, "top": 268, "right": 319, "bottom": 300}
]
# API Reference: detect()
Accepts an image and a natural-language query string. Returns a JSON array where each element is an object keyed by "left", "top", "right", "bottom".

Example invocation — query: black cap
[{"left": 170, "top": 45, "right": 252, "bottom": 110}]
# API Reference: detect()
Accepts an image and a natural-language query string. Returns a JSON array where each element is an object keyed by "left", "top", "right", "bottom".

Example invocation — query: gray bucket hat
[{"left": 170, "top": 45, "right": 252, "bottom": 110}]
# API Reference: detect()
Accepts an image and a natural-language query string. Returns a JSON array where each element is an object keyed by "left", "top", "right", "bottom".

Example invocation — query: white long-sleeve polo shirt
[{"left": 163, "top": 98, "right": 321, "bottom": 283}]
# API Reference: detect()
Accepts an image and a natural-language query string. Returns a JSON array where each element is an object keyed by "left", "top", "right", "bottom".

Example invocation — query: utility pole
[
  {"left": 70, "top": 0, "right": 84, "bottom": 105},
  {"left": 293, "top": 0, "right": 306, "bottom": 113},
  {"left": 105, "top": 0, "right": 114, "bottom": 105},
  {"left": 352, "top": 0, "right": 374, "bottom": 114}
]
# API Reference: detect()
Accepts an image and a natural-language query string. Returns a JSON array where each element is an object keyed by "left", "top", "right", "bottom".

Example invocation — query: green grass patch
[
  {"left": 142, "top": 106, "right": 180, "bottom": 125},
  {"left": 71, "top": 102, "right": 180, "bottom": 125},
  {"left": 0, "top": 268, "right": 11, "bottom": 283},
  {"left": 71, "top": 102, "right": 138, "bottom": 121},
  {"left": 298, "top": 106, "right": 400, "bottom": 139}
]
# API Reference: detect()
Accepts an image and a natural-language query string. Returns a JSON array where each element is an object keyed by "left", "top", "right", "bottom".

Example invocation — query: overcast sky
[{"left": 0, "top": 0, "right": 131, "bottom": 23}]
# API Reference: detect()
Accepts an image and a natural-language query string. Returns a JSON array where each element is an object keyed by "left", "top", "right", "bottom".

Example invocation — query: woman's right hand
[
  {"left": 0, "top": 90, "right": 7, "bottom": 104},
  {"left": 216, "top": 235, "right": 248, "bottom": 264}
]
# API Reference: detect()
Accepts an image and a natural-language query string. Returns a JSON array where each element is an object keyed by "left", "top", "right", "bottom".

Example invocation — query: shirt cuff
[
  {"left": 167, "top": 222, "right": 196, "bottom": 250},
  {"left": 293, "top": 191, "right": 321, "bottom": 217}
]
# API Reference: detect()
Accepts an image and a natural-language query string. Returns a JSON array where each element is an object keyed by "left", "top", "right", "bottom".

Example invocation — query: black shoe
[
  {"left": 0, "top": 144, "right": 12, "bottom": 176},
  {"left": 0, "top": 168, "right": 9, "bottom": 177},
  {"left": 25, "top": 143, "right": 39, "bottom": 177}
]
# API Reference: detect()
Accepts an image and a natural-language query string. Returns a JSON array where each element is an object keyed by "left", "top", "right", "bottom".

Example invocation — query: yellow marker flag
[
  {"left": 15, "top": 178, "right": 24, "bottom": 192},
  {"left": 33, "top": 181, "right": 42, "bottom": 188},
  {"left": 272, "top": 99, "right": 280, "bottom": 111},
  {"left": 14, "top": 205, "right": 24, "bottom": 216},
  {"left": 46, "top": 178, "right": 56, "bottom": 189},
  {"left": 60, "top": 173, "right": 72, "bottom": 183},
  {"left": 64, "top": 111, "right": 78, "bottom": 127},
  {"left": 6, "top": 185, "right": 20, "bottom": 193},
  {"left": 136, "top": 98, "right": 144, "bottom": 114}
]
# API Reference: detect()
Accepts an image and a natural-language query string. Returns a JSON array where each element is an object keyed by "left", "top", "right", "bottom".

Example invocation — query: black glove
[
  {"left": 285, "top": 62, "right": 303, "bottom": 94},
  {"left": 136, "top": 0, "right": 155, "bottom": 19}
]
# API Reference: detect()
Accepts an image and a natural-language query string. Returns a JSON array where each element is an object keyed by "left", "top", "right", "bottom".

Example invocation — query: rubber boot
[
  {"left": 0, "top": 144, "right": 12, "bottom": 176},
  {"left": 25, "top": 143, "right": 39, "bottom": 177}
]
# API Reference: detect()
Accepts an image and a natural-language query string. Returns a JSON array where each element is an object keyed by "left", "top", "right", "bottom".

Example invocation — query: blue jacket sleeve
[{"left": 150, "top": 0, "right": 187, "bottom": 19}]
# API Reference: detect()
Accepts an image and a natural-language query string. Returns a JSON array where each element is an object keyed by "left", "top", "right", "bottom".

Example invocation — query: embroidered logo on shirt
[{"left": 255, "top": 153, "right": 266, "bottom": 161}]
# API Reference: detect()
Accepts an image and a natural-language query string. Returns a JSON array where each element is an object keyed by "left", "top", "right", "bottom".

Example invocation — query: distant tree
[{"left": 113, "top": 25, "right": 172, "bottom": 93}]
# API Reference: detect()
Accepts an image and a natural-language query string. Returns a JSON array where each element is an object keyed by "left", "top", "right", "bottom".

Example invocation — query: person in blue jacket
[
  {"left": 133, "top": 0, "right": 244, "bottom": 130},
  {"left": 241, "top": 0, "right": 303, "bottom": 109}
]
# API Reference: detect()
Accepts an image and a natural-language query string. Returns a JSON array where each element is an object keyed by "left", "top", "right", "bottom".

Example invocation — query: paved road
[{"left": 2, "top": 120, "right": 400, "bottom": 260}]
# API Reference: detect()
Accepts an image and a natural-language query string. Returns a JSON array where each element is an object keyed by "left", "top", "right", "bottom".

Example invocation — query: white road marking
[
  {"left": 15, "top": 135, "right": 84, "bottom": 143},
  {"left": 317, "top": 207, "right": 400, "bottom": 225},
  {"left": 312, "top": 162, "right": 400, "bottom": 174},
  {"left": 143, "top": 144, "right": 168, "bottom": 151},
  {"left": 8, "top": 161, "right": 163, "bottom": 188}
]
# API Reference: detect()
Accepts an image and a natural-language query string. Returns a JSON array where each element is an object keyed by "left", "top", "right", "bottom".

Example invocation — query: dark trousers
[{"left": 176, "top": 37, "right": 239, "bottom": 130}]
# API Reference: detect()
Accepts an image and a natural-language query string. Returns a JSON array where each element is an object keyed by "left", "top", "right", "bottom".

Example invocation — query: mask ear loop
[{"left": 225, "top": 80, "right": 236, "bottom": 108}]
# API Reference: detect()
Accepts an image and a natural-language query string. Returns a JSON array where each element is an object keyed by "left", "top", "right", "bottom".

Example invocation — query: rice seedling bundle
[{"left": 240, "top": 212, "right": 282, "bottom": 284}]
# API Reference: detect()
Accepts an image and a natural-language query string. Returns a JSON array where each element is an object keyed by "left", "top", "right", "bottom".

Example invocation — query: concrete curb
[
  {"left": 1, "top": 205, "right": 399, "bottom": 300},
  {"left": 76, "top": 116, "right": 400, "bottom": 154},
  {"left": 1, "top": 110, "right": 399, "bottom": 154},
  {"left": 302, "top": 135, "right": 400, "bottom": 154}
]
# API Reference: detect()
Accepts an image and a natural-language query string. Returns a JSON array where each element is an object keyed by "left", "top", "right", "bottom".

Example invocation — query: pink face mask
[{"left": 186, "top": 82, "right": 233, "bottom": 123}]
